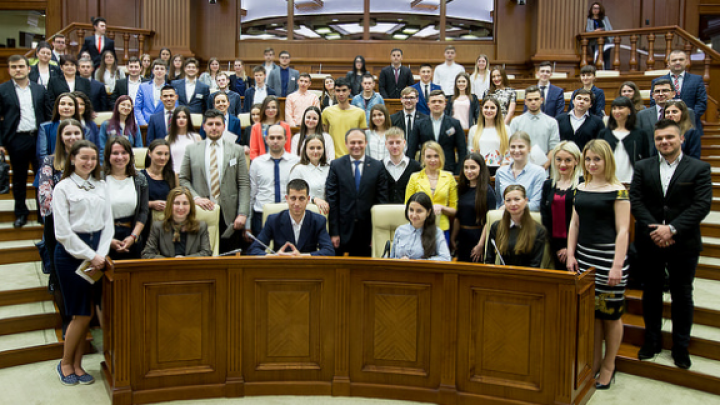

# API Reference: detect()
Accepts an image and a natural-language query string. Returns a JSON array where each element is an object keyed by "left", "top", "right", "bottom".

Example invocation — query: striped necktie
[{"left": 210, "top": 141, "right": 220, "bottom": 201}]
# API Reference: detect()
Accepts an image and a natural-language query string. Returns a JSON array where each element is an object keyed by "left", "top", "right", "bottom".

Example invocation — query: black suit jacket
[
  {"left": 445, "top": 94, "right": 480, "bottom": 127},
  {"left": 88, "top": 78, "right": 109, "bottom": 112},
  {"left": 379, "top": 65, "right": 414, "bottom": 99},
  {"left": 390, "top": 110, "right": 427, "bottom": 140},
  {"left": 246, "top": 210, "right": 334, "bottom": 256},
  {"left": 556, "top": 112, "right": 604, "bottom": 151},
  {"left": 79, "top": 35, "right": 116, "bottom": 68},
  {"left": 28, "top": 64, "right": 60, "bottom": 86},
  {"left": 0, "top": 80, "right": 47, "bottom": 147},
  {"left": 599, "top": 127, "right": 651, "bottom": 168},
  {"left": 326, "top": 155, "right": 389, "bottom": 243},
  {"left": 630, "top": 155, "right": 712, "bottom": 254},
  {"left": 46, "top": 76, "right": 92, "bottom": 115},
  {"left": 407, "top": 114, "right": 467, "bottom": 175}
]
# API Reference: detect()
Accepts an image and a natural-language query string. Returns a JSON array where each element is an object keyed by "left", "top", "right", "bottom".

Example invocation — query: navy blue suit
[
  {"left": 569, "top": 86, "right": 605, "bottom": 117},
  {"left": 88, "top": 78, "right": 109, "bottom": 112},
  {"left": 246, "top": 210, "right": 334, "bottom": 256},
  {"left": 172, "top": 79, "right": 210, "bottom": 114},
  {"left": 146, "top": 110, "right": 171, "bottom": 144},
  {"left": 651, "top": 72, "right": 707, "bottom": 128},
  {"left": 199, "top": 114, "right": 242, "bottom": 141},
  {"left": 411, "top": 82, "right": 442, "bottom": 115},
  {"left": 524, "top": 84, "right": 565, "bottom": 117},
  {"left": 242, "top": 87, "right": 276, "bottom": 112},
  {"left": 208, "top": 90, "right": 242, "bottom": 116}
]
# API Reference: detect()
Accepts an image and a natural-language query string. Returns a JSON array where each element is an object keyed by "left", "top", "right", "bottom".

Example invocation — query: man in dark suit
[
  {"left": 524, "top": 61, "right": 565, "bottom": 117},
  {"left": 326, "top": 128, "right": 389, "bottom": 256},
  {"left": 651, "top": 50, "right": 707, "bottom": 129},
  {"left": 77, "top": 58, "right": 108, "bottom": 112},
  {"left": 406, "top": 90, "right": 466, "bottom": 175},
  {"left": 172, "top": 58, "right": 210, "bottom": 115},
  {"left": 638, "top": 79, "right": 696, "bottom": 154},
  {"left": 50, "top": 34, "right": 67, "bottom": 64},
  {"left": 411, "top": 64, "right": 442, "bottom": 116},
  {"left": 0, "top": 56, "right": 47, "bottom": 227},
  {"left": 146, "top": 85, "right": 178, "bottom": 144},
  {"left": 199, "top": 92, "right": 242, "bottom": 141},
  {"left": 630, "top": 119, "right": 712, "bottom": 370},
  {"left": 247, "top": 179, "right": 334, "bottom": 256},
  {"left": 46, "top": 55, "right": 91, "bottom": 117},
  {"left": 390, "top": 87, "right": 427, "bottom": 142},
  {"left": 379, "top": 49, "right": 414, "bottom": 99},
  {"left": 243, "top": 66, "right": 276, "bottom": 113},
  {"left": 78, "top": 17, "right": 116, "bottom": 69},
  {"left": 556, "top": 89, "right": 604, "bottom": 151},
  {"left": 110, "top": 56, "right": 144, "bottom": 107}
]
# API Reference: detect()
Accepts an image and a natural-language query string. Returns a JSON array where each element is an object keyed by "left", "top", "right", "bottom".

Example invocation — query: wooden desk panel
[{"left": 102, "top": 257, "right": 595, "bottom": 405}]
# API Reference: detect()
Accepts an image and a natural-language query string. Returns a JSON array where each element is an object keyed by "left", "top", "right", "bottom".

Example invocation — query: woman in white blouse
[
  {"left": 94, "top": 50, "right": 125, "bottom": 96},
  {"left": 365, "top": 104, "right": 391, "bottom": 161},
  {"left": 103, "top": 137, "right": 149, "bottom": 260},
  {"left": 467, "top": 96, "right": 511, "bottom": 175},
  {"left": 166, "top": 106, "right": 202, "bottom": 173},
  {"left": 52, "top": 140, "right": 113, "bottom": 385},
  {"left": 291, "top": 106, "right": 334, "bottom": 162},
  {"left": 288, "top": 134, "right": 330, "bottom": 215}
]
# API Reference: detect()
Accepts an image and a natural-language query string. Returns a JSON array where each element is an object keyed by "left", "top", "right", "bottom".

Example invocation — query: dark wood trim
[
  {"left": 0, "top": 246, "right": 40, "bottom": 265},
  {"left": 0, "top": 287, "right": 49, "bottom": 307},
  {"left": 0, "top": 313, "right": 59, "bottom": 336}
]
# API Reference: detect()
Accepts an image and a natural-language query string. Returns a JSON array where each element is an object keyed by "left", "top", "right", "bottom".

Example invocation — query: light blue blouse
[
  {"left": 390, "top": 223, "right": 451, "bottom": 261},
  {"left": 494, "top": 161, "right": 546, "bottom": 211}
]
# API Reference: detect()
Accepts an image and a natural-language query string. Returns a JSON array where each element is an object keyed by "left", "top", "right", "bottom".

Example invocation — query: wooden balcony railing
[{"left": 25, "top": 22, "right": 154, "bottom": 64}]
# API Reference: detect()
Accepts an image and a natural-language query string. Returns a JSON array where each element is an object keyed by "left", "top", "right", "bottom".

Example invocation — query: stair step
[
  {"left": 0, "top": 313, "right": 59, "bottom": 336},
  {"left": 0, "top": 199, "right": 38, "bottom": 223},
  {"left": 0, "top": 341, "right": 65, "bottom": 369},
  {"left": 0, "top": 300, "right": 54, "bottom": 319},
  {"left": 0, "top": 244, "right": 41, "bottom": 265},
  {"left": 0, "top": 287, "right": 50, "bottom": 307},
  {"left": 698, "top": 256, "right": 720, "bottom": 281},
  {"left": 0, "top": 262, "right": 45, "bottom": 292},
  {"left": 0, "top": 223, "right": 43, "bottom": 242},
  {"left": 625, "top": 279, "right": 720, "bottom": 328}
]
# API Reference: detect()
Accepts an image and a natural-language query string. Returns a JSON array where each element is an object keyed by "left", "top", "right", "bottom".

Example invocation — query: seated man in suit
[
  {"left": 172, "top": 58, "right": 210, "bottom": 115},
  {"left": 247, "top": 179, "right": 334, "bottom": 256},
  {"left": 651, "top": 50, "right": 707, "bottom": 129},
  {"left": 412, "top": 64, "right": 442, "bottom": 116},
  {"left": 524, "top": 61, "right": 565, "bottom": 117},
  {"left": 384, "top": 128, "right": 421, "bottom": 203},
  {"left": 267, "top": 50, "right": 299, "bottom": 97},
  {"left": 208, "top": 72, "right": 241, "bottom": 116},
  {"left": 243, "top": 66, "right": 276, "bottom": 113},
  {"left": 556, "top": 89, "right": 604, "bottom": 151},
  {"left": 326, "top": 128, "right": 389, "bottom": 256},
  {"left": 77, "top": 58, "right": 109, "bottom": 112},
  {"left": 406, "top": 90, "right": 466, "bottom": 175},
  {"left": 179, "top": 109, "right": 250, "bottom": 253},
  {"left": 110, "top": 56, "right": 144, "bottom": 107},
  {"left": 390, "top": 87, "right": 427, "bottom": 142},
  {"left": 146, "top": 84, "right": 178, "bottom": 144},
  {"left": 637, "top": 79, "right": 696, "bottom": 154},
  {"left": 134, "top": 59, "right": 168, "bottom": 126},
  {"left": 78, "top": 17, "right": 115, "bottom": 69},
  {"left": 379, "top": 49, "right": 414, "bottom": 99}
]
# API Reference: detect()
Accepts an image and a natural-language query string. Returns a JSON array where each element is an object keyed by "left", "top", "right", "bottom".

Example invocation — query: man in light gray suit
[
  {"left": 266, "top": 51, "right": 299, "bottom": 97},
  {"left": 637, "top": 79, "right": 695, "bottom": 155},
  {"left": 179, "top": 109, "right": 250, "bottom": 253}
]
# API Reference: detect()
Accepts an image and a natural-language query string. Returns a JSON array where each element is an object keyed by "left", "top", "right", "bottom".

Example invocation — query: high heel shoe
[{"left": 594, "top": 370, "right": 616, "bottom": 390}]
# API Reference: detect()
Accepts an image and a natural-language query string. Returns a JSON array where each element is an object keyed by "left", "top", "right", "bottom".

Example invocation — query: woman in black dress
[
  {"left": 451, "top": 153, "right": 496, "bottom": 262},
  {"left": 566, "top": 139, "right": 631, "bottom": 390},
  {"left": 141, "top": 139, "right": 177, "bottom": 244},
  {"left": 540, "top": 141, "right": 582, "bottom": 270}
]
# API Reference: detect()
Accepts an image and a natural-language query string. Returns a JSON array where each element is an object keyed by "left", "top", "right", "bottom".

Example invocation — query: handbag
[
  {"left": 35, "top": 239, "right": 52, "bottom": 275},
  {"left": 0, "top": 151, "right": 9, "bottom": 194}
]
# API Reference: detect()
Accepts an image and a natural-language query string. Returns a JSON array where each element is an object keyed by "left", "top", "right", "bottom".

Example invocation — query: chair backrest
[
  {"left": 261, "top": 202, "right": 323, "bottom": 250},
  {"left": 484, "top": 209, "right": 555, "bottom": 270},
  {"left": 370, "top": 204, "right": 408, "bottom": 258},
  {"left": 151, "top": 204, "right": 221, "bottom": 256},
  {"left": 133, "top": 147, "right": 148, "bottom": 169},
  {"left": 191, "top": 113, "right": 204, "bottom": 128},
  {"left": 237, "top": 113, "right": 251, "bottom": 127},
  {"left": 94, "top": 112, "right": 113, "bottom": 126}
]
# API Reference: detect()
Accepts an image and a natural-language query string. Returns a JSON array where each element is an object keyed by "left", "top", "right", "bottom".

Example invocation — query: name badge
[
  {"left": 229, "top": 158, "right": 237, "bottom": 167},
  {"left": 446, "top": 127, "right": 456, "bottom": 136},
  {"left": 196, "top": 94, "right": 204, "bottom": 100},
  {"left": 291, "top": 77, "right": 296, "bottom": 81}
]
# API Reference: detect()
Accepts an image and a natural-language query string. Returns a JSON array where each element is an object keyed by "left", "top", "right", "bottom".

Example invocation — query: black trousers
[
  {"left": 7, "top": 134, "right": 39, "bottom": 217},
  {"left": 641, "top": 250, "right": 698, "bottom": 350},
  {"left": 336, "top": 222, "right": 371, "bottom": 257},
  {"left": 218, "top": 208, "right": 246, "bottom": 255}
]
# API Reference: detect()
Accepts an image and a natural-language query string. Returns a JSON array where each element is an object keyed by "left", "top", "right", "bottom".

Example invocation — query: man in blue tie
[
  {"left": 326, "top": 129, "right": 389, "bottom": 256},
  {"left": 247, "top": 124, "right": 299, "bottom": 236}
]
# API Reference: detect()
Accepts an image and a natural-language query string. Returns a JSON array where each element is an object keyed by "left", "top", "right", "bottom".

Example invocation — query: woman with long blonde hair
[{"left": 467, "top": 96, "right": 511, "bottom": 173}]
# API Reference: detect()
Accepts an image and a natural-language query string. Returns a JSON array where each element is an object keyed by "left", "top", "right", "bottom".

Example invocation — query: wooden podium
[{"left": 101, "top": 257, "right": 596, "bottom": 405}]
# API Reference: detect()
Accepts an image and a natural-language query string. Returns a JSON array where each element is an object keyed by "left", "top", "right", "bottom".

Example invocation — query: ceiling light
[
  {"left": 326, "top": 34, "right": 341, "bottom": 40},
  {"left": 315, "top": 26, "right": 332, "bottom": 34},
  {"left": 393, "top": 34, "right": 409, "bottom": 40}
]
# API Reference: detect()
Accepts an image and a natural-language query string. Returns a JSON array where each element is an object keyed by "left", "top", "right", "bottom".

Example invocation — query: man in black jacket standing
[
  {"left": 556, "top": 89, "right": 604, "bottom": 151},
  {"left": 379, "top": 49, "right": 414, "bottom": 99}
]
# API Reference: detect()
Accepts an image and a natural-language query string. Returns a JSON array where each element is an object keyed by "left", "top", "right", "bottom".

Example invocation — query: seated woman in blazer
[{"left": 142, "top": 187, "right": 212, "bottom": 258}]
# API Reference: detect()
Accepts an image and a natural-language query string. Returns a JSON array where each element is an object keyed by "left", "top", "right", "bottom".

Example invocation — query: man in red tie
[
  {"left": 78, "top": 17, "right": 116, "bottom": 69},
  {"left": 651, "top": 49, "right": 707, "bottom": 130}
]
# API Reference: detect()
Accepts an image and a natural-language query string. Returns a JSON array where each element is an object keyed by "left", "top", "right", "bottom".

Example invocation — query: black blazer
[
  {"left": 445, "top": 94, "right": 480, "bottom": 127},
  {"left": 386, "top": 158, "right": 422, "bottom": 203},
  {"left": 45, "top": 76, "right": 91, "bottom": 115},
  {"left": 540, "top": 178, "right": 582, "bottom": 254},
  {"left": 556, "top": 112, "right": 605, "bottom": 151},
  {"left": 599, "top": 127, "right": 651, "bottom": 168},
  {"left": 0, "top": 80, "right": 47, "bottom": 147},
  {"left": 407, "top": 114, "right": 467, "bottom": 175},
  {"left": 630, "top": 155, "right": 712, "bottom": 254},
  {"left": 390, "top": 110, "right": 427, "bottom": 140},
  {"left": 379, "top": 65, "right": 414, "bottom": 99},
  {"left": 326, "top": 155, "right": 389, "bottom": 243},
  {"left": 88, "top": 78, "right": 109, "bottom": 112},
  {"left": 28, "top": 64, "right": 61, "bottom": 87},
  {"left": 111, "top": 77, "right": 146, "bottom": 108},
  {"left": 345, "top": 71, "right": 365, "bottom": 96},
  {"left": 79, "top": 35, "right": 116, "bottom": 68}
]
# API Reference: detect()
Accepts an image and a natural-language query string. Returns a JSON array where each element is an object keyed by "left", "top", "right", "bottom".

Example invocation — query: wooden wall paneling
[
  {"left": 533, "top": 0, "right": 586, "bottom": 63},
  {"left": 575, "top": 278, "right": 595, "bottom": 390},
  {"left": 195, "top": 0, "right": 237, "bottom": 61},
  {"left": 332, "top": 268, "right": 351, "bottom": 396},
  {"left": 61, "top": 0, "right": 98, "bottom": 28},
  {"left": 100, "top": 0, "right": 140, "bottom": 29},
  {"left": 46, "top": 0, "right": 62, "bottom": 36},
  {"left": 142, "top": 0, "right": 196, "bottom": 56},
  {"left": 438, "top": 273, "right": 459, "bottom": 403},
  {"left": 226, "top": 267, "right": 244, "bottom": 397},
  {"left": 494, "top": 1, "right": 535, "bottom": 65}
]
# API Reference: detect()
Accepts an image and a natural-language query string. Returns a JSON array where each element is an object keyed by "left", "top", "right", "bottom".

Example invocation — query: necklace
[{"left": 585, "top": 182, "right": 610, "bottom": 191}]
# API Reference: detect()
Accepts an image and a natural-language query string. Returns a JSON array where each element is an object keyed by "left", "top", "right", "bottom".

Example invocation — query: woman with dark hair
[
  {"left": 321, "top": 76, "right": 336, "bottom": 110},
  {"left": 142, "top": 187, "right": 212, "bottom": 258},
  {"left": 365, "top": 105, "right": 392, "bottom": 160},
  {"left": 229, "top": 59, "right": 253, "bottom": 101},
  {"left": 391, "top": 192, "right": 451, "bottom": 261},
  {"left": 452, "top": 153, "right": 496, "bottom": 262},
  {"left": 467, "top": 96, "right": 511, "bottom": 173},
  {"left": 29, "top": 41, "right": 60, "bottom": 88},
  {"left": 291, "top": 106, "right": 334, "bottom": 162},
  {"left": 617, "top": 81, "right": 645, "bottom": 111},
  {"left": 37, "top": 92, "right": 82, "bottom": 164},
  {"left": 345, "top": 56, "right": 368, "bottom": 96},
  {"left": 168, "top": 54, "right": 185, "bottom": 81},
  {"left": 249, "top": 95, "right": 292, "bottom": 160},
  {"left": 140, "top": 53, "right": 152, "bottom": 79},
  {"left": 289, "top": 134, "right": 331, "bottom": 215},
  {"left": 199, "top": 57, "right": 221, "bottom": 92},
  {"left": 166, "top": 106, "right": 202, "bottom": 173},
  {"left": 599, "top": 96, "right": 650, "bottom": 184},
  {"left": 586, "top": 2, "right": 614, "bottom": 70},
  {"left": 242, "top": 103, "right": 262, "bottom": 152},
  {"left": 103, "top": 137, "right": 149, "bottom": 260},
  {"left": 158, "top": 48, "right": 172, "bottom": 65},
  {"left": 142, "top": 139, "right": 177, "bottom": 218},
  {"left": 71, "top": 91, "right": 99, "bottom": 146},
  {"left": 484, "top": 67, "right": 516, "bottom": 124},
  {"left": 52, "top": 140, "right": 113, "bottom": 385},
  {"left": 446, "top": 72, "right": 480, "bottom": 129},
  {"left": 567, "top": 139, "right": 630, "bottom": 390},
  {"left": 485, "top": 184, "right": 547, "bottom": 268},
  {"left": 98, "top": 95, "right": 143, "bottom": 156},
  {"left": 664, "top": 99, "right": 701, "bottom": 159},
  {"left": 95, "top": 50, "right": 125, "bottom": 95}
]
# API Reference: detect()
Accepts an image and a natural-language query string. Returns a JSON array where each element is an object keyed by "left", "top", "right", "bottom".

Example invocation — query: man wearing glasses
[
  {"left": 637, "top": 78, "right": 695, "bottom": 154},
  {"left": 390, "top": 87, "right": 427, "bottom": 143}
]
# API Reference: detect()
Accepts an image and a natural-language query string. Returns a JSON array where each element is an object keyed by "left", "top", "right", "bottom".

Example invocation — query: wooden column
[
  {"left": 142, "top": 0, "right": 196, "bottom": 56},
  {"left": 532, "top": 0, "right": 586, "bottom": 65},
  {"left": 287, "top": 0, "right": 294, "bottom": 40}
]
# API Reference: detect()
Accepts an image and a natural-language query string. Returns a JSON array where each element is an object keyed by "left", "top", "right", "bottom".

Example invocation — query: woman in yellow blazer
[{"left": 405, "top": 141, "right": 458, "bottom": 242}]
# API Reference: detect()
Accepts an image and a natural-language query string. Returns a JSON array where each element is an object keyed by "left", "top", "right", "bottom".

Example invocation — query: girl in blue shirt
[{"left": 391, "top": 192, "right": 451, "bottom": 261}]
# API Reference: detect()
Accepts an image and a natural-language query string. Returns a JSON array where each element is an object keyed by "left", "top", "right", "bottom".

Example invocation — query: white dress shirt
[
  {"left": 185, "top": 79, "right": 197, "bottom": 100},
  {"left": 66, "top": 79, "right": 75, "bottom": 93},
  {"left": 569, "top": 110, "right": 589, "bottom": 133},
  {"left": 128, "top": 77, "right": 142, "bottom": 103},
  {"left": 249, "top": 152, "right": 300, "bottom": 212},
  {"left": 14, "top": 81, "right": 36, "bottom": 132},
  {"left": 612, "top": 129, "right": 634, "bottom": 183},
  {"left": 291, "top": 212, "right": 306, "bottom": 243},
  {"left": 660, "top": 152, "right": 683, "bottom": 196},
  {"left": 253, "top": 86, "right": 268, "bottom": 105},
  {"left": 433, "top": 62, "right": 466, "bottom": 96},
  {"left": 288, "top": 163, "right": 330, "bottom": 201},
  {"left": 204, "top": 139, "right": 225, "bottom": 202},
  {"left": 383, "top": 156, "right": 409, "bottom": 181},
  {"left": 365, "top": 130, "right": 390, "bottom": 161}
]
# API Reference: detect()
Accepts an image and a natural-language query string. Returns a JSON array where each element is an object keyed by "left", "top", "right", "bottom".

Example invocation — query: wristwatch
[{"left": 668, "top": 225, "right": 677, "bottom": 235}]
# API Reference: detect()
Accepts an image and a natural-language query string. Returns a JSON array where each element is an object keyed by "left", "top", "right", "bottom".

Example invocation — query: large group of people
[{"left": 0, "top": 11, "right": 712, "bottom": 389}]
